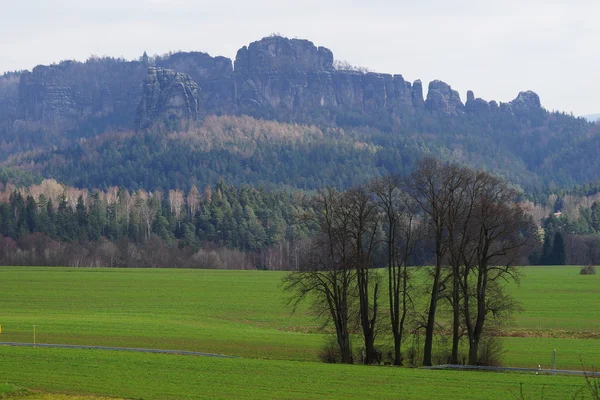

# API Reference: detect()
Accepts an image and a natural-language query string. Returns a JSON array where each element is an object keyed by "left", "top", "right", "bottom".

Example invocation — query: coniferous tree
[
  {"left": 25, "top": 196, "right": 38, "bottom": 233},
  {"left": 551, "top": 231, "right": 566, "bottom": 265},
  {"left": 592, "top": 201, "right": 600, "bottom": 233},
  {"left": 540, "top": 232, "right": 553, "bottom": 265}
]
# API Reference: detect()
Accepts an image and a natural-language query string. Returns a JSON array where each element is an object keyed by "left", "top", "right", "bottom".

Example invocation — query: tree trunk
[
  {"left": 423, "top": 255, "right": 442, "bottom": 366},
  {"left": 468, "top": 337, "right": 478, "bottom": 365},
  {"left": 393, "top": 331, "right": 402, "bottom": 365},
  {"left": 451, "top": 266, "right": 460, "bottom": 364}
]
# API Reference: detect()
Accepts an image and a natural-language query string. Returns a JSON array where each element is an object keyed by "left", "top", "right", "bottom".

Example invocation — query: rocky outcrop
[
  {"left": 510, "top": 90, "right": 541, "bottom": 110},
  {"left": 0, "top": 73, "right": 21, "bottom": 127},
  {"left": 233, "top": 36, "right": 424, "bottom": 113},
  {"left": 411, "top": 80, "right": 425, "bottom": 109},
  {"left": 157, "top": 52, "right": 234, "bottom": 113},
  {"left": 465, "top": 90, "right": 491, "bottom": 114},
  {"left": 235, "top": 36, "right": 334, "bottom": 74},
  {"left": 17, "top": 60, "right": 148, "bottom": 131},
  {"left": 425, "top": 80, "right": 464, "bottom": 114},
  {"left": 135, "top": 68, "right": 201, "bottom": 129},
  {"left": 7, "top": 35, "right": 545, "bottom": 133}
]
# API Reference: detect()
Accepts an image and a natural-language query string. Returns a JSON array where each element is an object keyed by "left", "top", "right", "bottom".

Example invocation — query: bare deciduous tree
[
  {"left": 458, "top": 173, "right": 535, "bottom": 365},
  {"left": 283, "top": 188, "right": 355, "bottom": 364},
  {"left": 371, "top": 175, "right": 420, "bottom": 365},
  {"left": 345, "top": 187, "right": 380, "bottom": 364},
  {"left": 406, "top": 158, "right": 470, "bottom": 366}
]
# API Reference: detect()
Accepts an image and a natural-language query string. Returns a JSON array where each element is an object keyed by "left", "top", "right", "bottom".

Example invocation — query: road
[
  {"left": 0, "top": 342, "right": 238, "bottom": 358},
  {"left": 424, "top": 364, "right": 600, "bottom": 377}
]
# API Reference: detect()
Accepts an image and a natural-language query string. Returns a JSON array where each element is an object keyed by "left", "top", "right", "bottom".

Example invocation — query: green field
[{"left": 0, "top": 266, "right": 598, "bottom": 399}]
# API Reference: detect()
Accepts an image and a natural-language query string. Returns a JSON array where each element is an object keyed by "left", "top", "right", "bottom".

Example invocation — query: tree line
[
  {"left": 285, "top": 159, "right": 535, "bottom": 367},
  {"left": 0, "top": 179, "right": 312, "bottom": 269},
  {"left": 530, "top": 203, "right": 600, "bottom": 266}
]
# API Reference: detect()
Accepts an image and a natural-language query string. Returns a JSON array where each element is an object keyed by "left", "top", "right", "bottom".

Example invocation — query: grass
[
  {"left": 0, "top": 346, "right": 588, "bottom": 400},
  {"left": 0, "top": 266, "right": 597, "bottom": 398},
  {"left": 509, "top": 266, "right": 600, "bottom": 333},
  {"left": 0, "top": 383, "right": 27, "bottom": 398}
]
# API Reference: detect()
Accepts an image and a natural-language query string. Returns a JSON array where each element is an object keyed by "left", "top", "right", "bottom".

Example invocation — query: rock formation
[
  {"left": 0, "top": 73, "right": 20, "bottom": 128},
  {"left": 135, "top": 68, "right": 201, "bottom": 129},
  {"left": 233, "top": 36, "right": 424, "bottom": 113},
  {"left": 425, "top": 80, "right": 464, "bottom": 114},
  {"left": 157, "top": 52, "right": 234, "bottom": 113},
  {"left": 465, "top": 90, "right": 491, "bottom": 114},
  {"left": 5, "top": 35, "right": 545, "bottom": 133},
  {"left": 17, "top": 60, "right": 147, "bottom": 130},
  {"left": 510, "top": 90, "right": 542, "bottom": 110}
]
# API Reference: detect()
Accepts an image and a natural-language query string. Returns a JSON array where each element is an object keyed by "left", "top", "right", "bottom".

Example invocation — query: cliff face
[
  {"left": 135, "top": 68, "right": 201, "bottom": 129},
  {"left": 7, "top": 35, "right": 544, "bottom": 132},
  {"left": 233, "top": 36, "right": 422, "bottom": 113},
  {"left": 0, "top": 73, "right": 20, "bottom": 128},
  {"left": 426, "top": 80, "right": 464, "bottom": 114},
  {"left": 17, "top": 60, "right": 148, "bottom": 130},
  {"left": 157, "top": 52, "right": 234, "bottom": 113}
]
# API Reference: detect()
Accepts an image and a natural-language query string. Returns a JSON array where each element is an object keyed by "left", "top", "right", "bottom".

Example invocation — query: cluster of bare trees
[{"left": 285, "top": 158, "right": 535, "bottom": 367}]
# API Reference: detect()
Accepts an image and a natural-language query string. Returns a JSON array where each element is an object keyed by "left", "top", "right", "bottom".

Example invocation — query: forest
[
  {"left": 0, "top": 179, "right": 312, "bottom": 269},
  {"left": 3, "top": 110, "right": 600, "bottom": 194}
]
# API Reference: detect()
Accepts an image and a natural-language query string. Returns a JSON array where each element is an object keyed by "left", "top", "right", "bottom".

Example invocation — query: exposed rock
[
  {"left": 235, "top": 36, "right": 334, "bottom": 73},
  {"left": 135, "top": 68, "right": 201, "bottom": 129},
  {"left": 425, "top": 80, "right": 464, "bottom": 114},
  {"left": 466, "top": 90, "right": 475, "bottom": 103},
  {"left": 411, "top": 80, "right": 425, "bottom": 109},
  {"left": 157, "top": 52, "right": 234, "bottom": 113},
  {"left": 234, "top": 36, "right": 336, "bottom": 110},
  {"left": 510, "top": 90, "right": 541, "bottom": 110},
  {"left": 17, "top": 59, "right": 147, "bottom": 130},
  {"left": 465, "top": 90, "right": 490, "bottom": 114},
  {"left": 8, "top": 35, "right": 547, "bottom": 133},
  {"left": 234, "top": 36, "right": 419, "bottom": 114},
  {"left": 0, "top": 72, "right": 21, "bottom": 127},
  {"left": 392, "top": 75, "right": 415, "bottom": 110}
]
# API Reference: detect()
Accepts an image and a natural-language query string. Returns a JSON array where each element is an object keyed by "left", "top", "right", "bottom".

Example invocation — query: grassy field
[
  {"left": 0, "top": 346, "right": 590, "bottom": 400},
  {"left": 0, "top": 266, "right": 598, "bottom": 399}
]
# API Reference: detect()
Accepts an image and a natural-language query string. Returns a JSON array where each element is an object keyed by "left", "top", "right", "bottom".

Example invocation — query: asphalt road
[
  {"left": 424, "top": 364, "right": 600, "bottom": 377},
  {"left": 0, "top": 342, "right": 238, "bottom": 358}
]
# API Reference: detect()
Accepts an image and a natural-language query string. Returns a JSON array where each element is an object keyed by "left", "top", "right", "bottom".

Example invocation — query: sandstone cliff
[
  {"left": 135, "top": 68, "right": 201, "bottom": 129},
  {"left": 233, "top": 36, "right": 422, "bottom": 114},
  {"left": 0, "top": 73, "right": 20, "bottom": 128},
  {"left": 6, "top": 35, "right": 544, "bottom": 133},
  {"left": 17, "top": 59, "right": 148, "bottom": 131},
  {"left": 157, "top": 52, "right": 234, "bottom": 113}
]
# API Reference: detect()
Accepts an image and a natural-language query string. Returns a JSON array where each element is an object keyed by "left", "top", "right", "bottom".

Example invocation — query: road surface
[
  {"left": 424, "top": 364, "right": 600, "bottom": 377},
  {"left": 0, "top": 342, "right": 238, "bottom": 358}
]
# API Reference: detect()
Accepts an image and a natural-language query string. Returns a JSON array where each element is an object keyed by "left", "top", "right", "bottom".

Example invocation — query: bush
[
  {"left": 354, "top": 345, "right": 384, "bottom": 365},
  {"left": 478, "top": 334, "right": 504, "bottom": 367},
  {"left": 581, "top": 265, "right": 597, "bottom": 275},
  {"left": 406, "top": 346, "right": 419, "bottom": 367},
  {"left": 318, "top": 339, "right": 341, "bottom": 364}
]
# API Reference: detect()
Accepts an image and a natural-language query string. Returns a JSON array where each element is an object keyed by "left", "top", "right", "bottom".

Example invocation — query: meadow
[{"left": 0, "top": 266, "right": 598, "bottom": 399}]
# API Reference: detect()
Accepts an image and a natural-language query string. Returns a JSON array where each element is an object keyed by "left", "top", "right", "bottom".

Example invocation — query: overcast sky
[{"left": 1, "top": 0, "right": 598, "bottom": 115}]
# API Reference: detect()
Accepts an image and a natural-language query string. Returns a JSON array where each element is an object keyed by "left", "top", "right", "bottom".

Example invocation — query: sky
[{"left": 1, "top": 0, "right": 599, "bottom": 115}]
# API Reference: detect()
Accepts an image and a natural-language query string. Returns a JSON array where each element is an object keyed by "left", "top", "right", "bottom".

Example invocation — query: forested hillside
[
  {"left": 5, "top": 113, "right": 599, "bottom": 193},
  {"left": 1, "top": 35, "right": 600, "bottom": 270},
  {"left": 1, "top": 35, "right": 600, "bottom": 193}
]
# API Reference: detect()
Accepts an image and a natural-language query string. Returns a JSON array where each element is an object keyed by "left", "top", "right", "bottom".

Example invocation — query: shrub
[
  {"left": 406, "top": 346, "right": 419, "bottom": 367},
  {"left": 581, "top": 265, "right": 597, "bottom": 275},
  {"left": 318, "top": 339, "right": 341, "bottom": 364},
  {"left": 478, "top": 334, "right": 505, "bottom": 367}
]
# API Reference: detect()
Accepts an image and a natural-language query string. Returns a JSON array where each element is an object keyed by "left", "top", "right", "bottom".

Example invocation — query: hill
[{"left": 1, "top": 36, "right": 600, "bottom": 191}]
